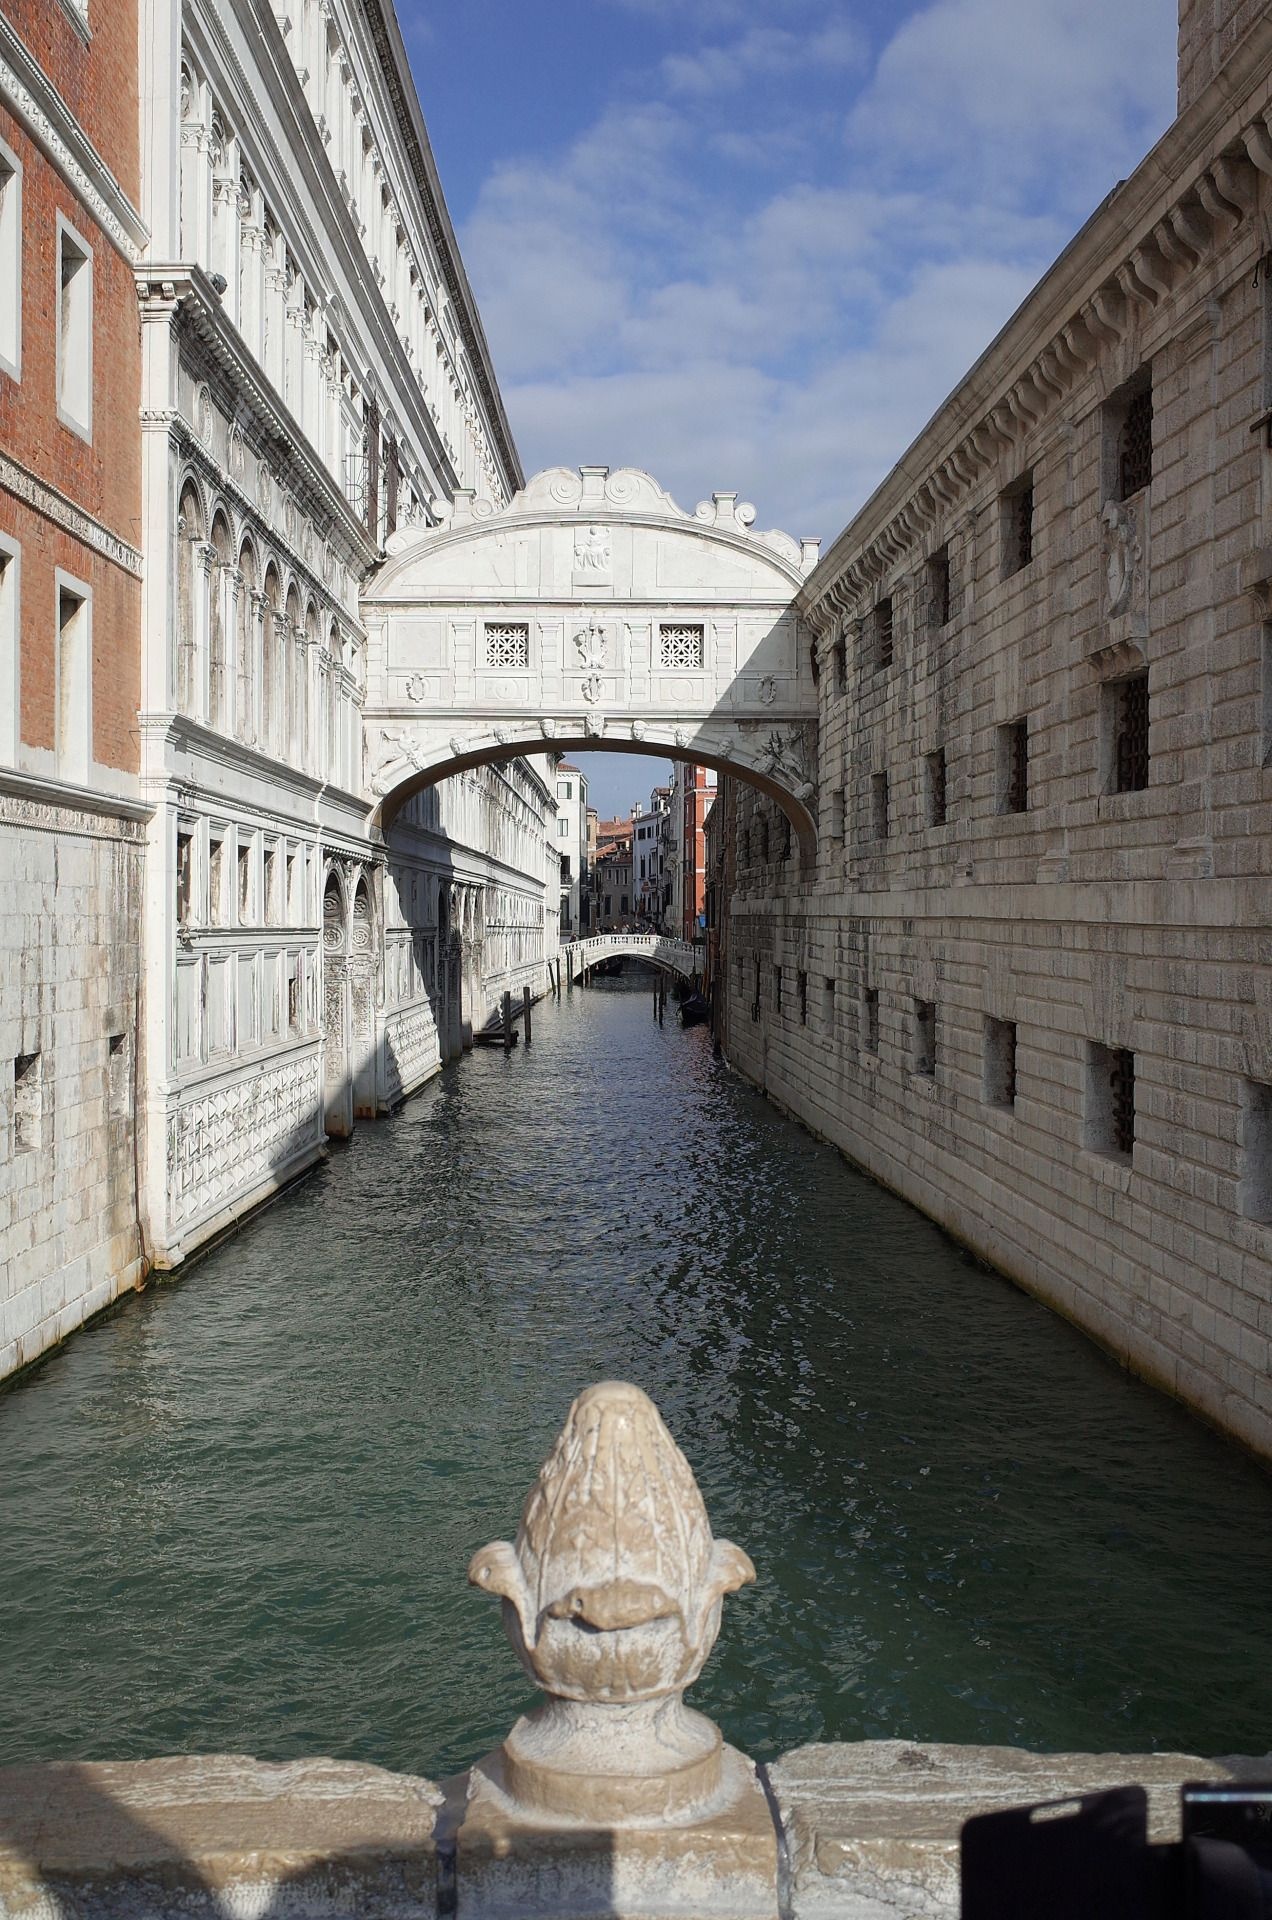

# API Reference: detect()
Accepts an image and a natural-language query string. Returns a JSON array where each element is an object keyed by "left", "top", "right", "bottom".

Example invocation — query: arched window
[
  {"left": 262, "top": 562, "right": 282, "bottom": 753},
  {"left": 236, "top": 538, "right": 257, "bottom": 742},
  {"left": 208, "top": 512, "right": 232, "bottom": 733},
  {"left": 284, "top": 583, "right": 302, "bottom": 761},
  {"left": 175, "top": 481, "right": 203, "bottom": 715}
]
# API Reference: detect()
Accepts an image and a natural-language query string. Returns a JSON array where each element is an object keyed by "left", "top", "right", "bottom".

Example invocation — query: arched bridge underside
[
  {"left": 563, "top": 935, "right": 699, "bottom": 982},
  {"left": 359, "top": 466, "right": 822, "bottom": 851}
]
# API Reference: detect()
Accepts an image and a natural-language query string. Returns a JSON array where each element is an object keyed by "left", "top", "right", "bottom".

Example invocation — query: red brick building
[{"left": 0, "top": 0, "right": 148, "bottom": 1376}]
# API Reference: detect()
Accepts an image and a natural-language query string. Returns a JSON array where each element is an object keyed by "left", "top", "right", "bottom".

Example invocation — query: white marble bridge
[
  {"left": 562, "top": 933, "right": 701, "bottom": 982},
  {"left": 359, "top": 465, "right": 822, "bottom": 852}
]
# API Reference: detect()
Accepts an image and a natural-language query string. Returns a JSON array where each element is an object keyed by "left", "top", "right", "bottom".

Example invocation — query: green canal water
[{"left": 3, "top": 974, "right": 1272, "bottom": 1778}]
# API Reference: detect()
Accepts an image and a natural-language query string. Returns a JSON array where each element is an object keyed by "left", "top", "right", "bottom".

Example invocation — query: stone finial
[{"left": 468, "top": 1380, "right": 755, "bottom": 1825}]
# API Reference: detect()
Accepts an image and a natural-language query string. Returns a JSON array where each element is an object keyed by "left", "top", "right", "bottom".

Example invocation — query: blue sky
[{"left": 403, "top": 0, "right": 1178, "bottom": 816}]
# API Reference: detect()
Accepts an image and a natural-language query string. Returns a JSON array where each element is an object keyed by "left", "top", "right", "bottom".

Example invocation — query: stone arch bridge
[
  {"left": 359, "top": 465, "right": 822, "bottom": 850},
  {"left": 563, "top": 934, "right": 700, "bottom": 983}
]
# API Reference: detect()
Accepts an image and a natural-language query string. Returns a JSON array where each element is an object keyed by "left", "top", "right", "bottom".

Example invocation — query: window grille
[
  {"left": 863, "top": 986, "right": 879, "bottom": 1053},
  {"left": 874, "top": 598, "right": 893, "bottom": 671},
  {"left": 1109, "top": 1048, "right": 1135, "bottom": 1155},
  {"left": 928, "top": 546, "right": 951, "bottom": 627},
  {"left": 914, "top": 999, "right": 936, "bottom": 1076},
  {"left": 658, "top": 624, "right": 705, "bottom": 670},
  {"left": 926, "top": 749, "right": 947, "bottom": 828},
  {"left": 1113, "top": 673, "right": 1149, "bottom": 792},
  {"left": 1118, "top": 386, "right": 1153, "bottom": 499},
  {"left": 485, "top": 622, "right": 529, "bottom": 669},
  {"left": 871, "top": 770, "right": 889, "bottom": 840},
  {"left": 984, "top": 1016, "right": 1017, "bottom": 1109},
  {"left": 1002, "top": 480, "right": 1034, "bottom": 575},
  {"left": 1002, "top": 720, "right": 1028, "bottom": 814}
]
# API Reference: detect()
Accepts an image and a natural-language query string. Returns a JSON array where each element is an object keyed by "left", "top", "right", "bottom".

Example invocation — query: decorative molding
[
  {"left": 0, "top": 766, "right": 149, "bottom": 837},
  {"left": 0, "top": 23, "right": 147, "bottom": 261},
  {"left": 0, "top": 450, "right": 144, "bottom": 577}
]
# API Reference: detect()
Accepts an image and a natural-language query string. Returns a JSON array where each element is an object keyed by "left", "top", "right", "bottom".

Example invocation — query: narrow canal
[{"left": 4, "top": 975, "right": 1272, "bottom": 1779}]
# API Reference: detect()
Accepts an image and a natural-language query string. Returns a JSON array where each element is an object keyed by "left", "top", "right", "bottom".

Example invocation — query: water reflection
[{"left": 2, "top": 974, "right": 1272, "bottom": 1777}]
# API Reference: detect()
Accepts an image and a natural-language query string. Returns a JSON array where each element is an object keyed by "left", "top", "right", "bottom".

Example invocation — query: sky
[{"left": 400, "top": 0, "right": 1179, "bottom": 818}]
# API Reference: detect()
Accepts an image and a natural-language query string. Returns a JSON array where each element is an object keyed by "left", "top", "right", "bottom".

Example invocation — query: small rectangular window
[
  {"left": 56, "top": 218, "right": 93, "bottom": 441},
  {"left": 13, "top": 1050, "right": 41, "bottom": 1153},
  {"left": 873, "top": 597, "right": 893, "bottom": 672},
  {"left": 927, "top": 545, "right": 951, "bottom": 627},
  {"left": 772, "top": 964, "right": 782, "bottom": 1014},
  {"left": 263, "top": 844, "right": 278, "bottom": 925},
  {"left": 798, "top": 969, "right": 808, "bottom": 1026},
  {"left": 822, "top": 977, "right": 835, "bottom": 1030},
  {"left": 0, "top": 138, "right": 21, "bottom": 382},
  {"left": 1000, "top": 475, "right": 1033, "bottom": 576},
  {"left": 984, "top": 1016, "right": 1017, "bottom": 1110},
  {"left": 998, "top": 719, "right": 1029, "bottom": 814},
  {"left": 833, "top": 634, "right": 847, "bottom": 694},
  {"left": 1107, "top": 673, "right": 1150, "bottom": 793},
  {"left": 107, "top": 1031, "right": 130, "bottom": 1117},
  {"left": 237, "top": 838, "right": 253, "bottom": 921},
  {"left": 284, "top": 849, "right": 296, "bottom": 923},
  {"left": 925, "top": 749, "right": 947, "bottom": 827},
  {"left": 1087, "top": 1041, "right": 1135, "bottom": 1159},
  {"left": 287, "top": 956, "right": 302, "bottom": 1035},
  {"left": 175, "top": 827, "right": 194, "bottom": 923},
  {"left": 914, "top": 999, "right": 936, "bottom": 1076},
  {"left": 831, "top": 786, "right": 846, "bottom": 840},
  {"left": 1240, "top": 1078, "right": 1272, "bottom": 1222},
  {"left": 208, "top": 834, "right": 226, "bottom": 925},
  {"left": 871, "top": 770, "right": 889, "bottom": 840},
  {"left": 862, "top": 985, "right": 879, "bottom": 1054},
  {"left": 1111, "top": 375, "right": 1153, "bottom": 501},
  {"left": 56, "top": 580, "right": 91, "bottom": 781}
]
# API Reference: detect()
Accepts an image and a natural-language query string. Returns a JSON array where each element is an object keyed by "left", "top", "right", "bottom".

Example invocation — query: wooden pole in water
[
  {"left": 523, "top": 984, "right": 532, "bottom": 1046},
  {"left": 502, "top": 989, "right": 513, "bottom": 1050}
]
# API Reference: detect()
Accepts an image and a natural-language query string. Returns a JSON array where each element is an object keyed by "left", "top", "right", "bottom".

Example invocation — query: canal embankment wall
[{"left": 714, "top": 8, "right": 1272, "bottom": 1467}]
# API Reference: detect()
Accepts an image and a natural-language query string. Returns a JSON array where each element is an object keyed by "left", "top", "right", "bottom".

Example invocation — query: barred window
[
  {"left": 998, "top": 719, "right": 1029, "bottom": 814},
  {"left": 659, "top": 623, "right": 705, "bottom": 670},
  {"left": 925, "top": 748, "right": 947, "bottom": 828},
  {"left": 928, "top": 546, "right": 951, "bottom": 627},
  {"left": 485, "top": 622, "right": 529, "bottom": 668},
  {"left": 1088, "top": 1041, "right": 1135, "bottom": 1159},
  {"left": 1112, "top": 673, "right": 1149, "bottom": 793},
  {"left": 984, "top": 1016, "right": 1017, "bottom": 1109},
  {"left": 1001, "top": 477, "right": 1034, "bottom": 576},
  {"left": 874, "top": 597, "right": 893, "bottom": 671},
  {"left": 1117, "top": 383, "right": 1153, "bottom": 500}
]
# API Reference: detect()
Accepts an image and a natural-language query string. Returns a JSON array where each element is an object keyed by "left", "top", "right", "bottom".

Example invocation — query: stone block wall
[
  {"left": 1178, "top": 0, "right": 1267, "bottom": 113},
  {"left": 0, "top": 783, "right": 145, "bottom": 1379},
  {"left": 718, "top": 20, "right": 1272, "bottom": 1463}
]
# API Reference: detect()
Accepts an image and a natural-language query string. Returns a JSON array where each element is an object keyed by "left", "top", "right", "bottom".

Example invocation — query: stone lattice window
[
  {"left": 658, "top": 624, "right": 705, "bottom": 670},
  {"left": 485, "top": 623, "right": 530, "bottom": 669}
]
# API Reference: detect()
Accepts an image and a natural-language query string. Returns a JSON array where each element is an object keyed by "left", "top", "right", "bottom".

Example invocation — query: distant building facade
[{"left": 553, "top": 761, "right": 589, "bottom": 936}]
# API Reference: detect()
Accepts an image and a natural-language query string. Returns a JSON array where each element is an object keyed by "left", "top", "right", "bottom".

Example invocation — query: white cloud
[{"left": 460, "top": 0, "right": 1177, "bottom": 542}]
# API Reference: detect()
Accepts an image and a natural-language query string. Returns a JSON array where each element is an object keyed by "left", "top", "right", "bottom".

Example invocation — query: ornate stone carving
[
  {"left": 762, "top": 726, "right": 815, "bottom": 802},
  {"left": 404, "top": 673, "right": 428, "bottom": 704},
  {"left": 1101, "top": 499, "right": 1142, "bottom": 620},
  {"left": 195, "top": 383, "right": 214, "bottom": 448},
  {"left": 573, "top": 523, "right": 611, "bottom": 574},
  {"left": 370, "top": 727, "right": 425, "bottom": 796},
  {"left": 758, "top": 674, "right": 777, "bottom": 706},
  {"left": 469, "top": 1380, "right": 754, "bottom": 1825}
]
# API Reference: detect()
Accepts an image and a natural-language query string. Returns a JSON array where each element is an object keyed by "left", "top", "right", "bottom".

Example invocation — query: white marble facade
[{"left": 130, "top": 0, "right": 547, "bottom": 1274}]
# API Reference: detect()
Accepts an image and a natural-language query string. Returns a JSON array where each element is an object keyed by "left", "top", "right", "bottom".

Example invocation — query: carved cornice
[
  {"left": 138, "top": 265, "right": 377, "bottom": 579},
  {"left": 0, "top": 450, "right": 144, "bottom": 577},
  {"left": 0, "top": 18, "right": 147, "bottom": 261},
  {"left": 800, "top": 20, "right": 1272, "bottom": 631},
  {"left": 0, "top": 765, "right": 149, "bottom": 836}
]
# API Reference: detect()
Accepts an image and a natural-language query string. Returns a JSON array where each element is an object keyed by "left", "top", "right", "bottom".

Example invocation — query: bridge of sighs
[{"left": 359, "top": 465, "right": 823, "bottom": 848}]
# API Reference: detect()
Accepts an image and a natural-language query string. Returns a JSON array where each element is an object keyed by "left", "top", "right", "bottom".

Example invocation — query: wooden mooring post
[
  {"left": 523, "top": 985, "right": 532, "bottom": 1047},
  {"left": 502, "top": 990, "right": 513, "bottom": 1051}
]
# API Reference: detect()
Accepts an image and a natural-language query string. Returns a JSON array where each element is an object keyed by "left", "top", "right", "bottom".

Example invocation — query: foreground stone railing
[{"left": 0, "top": 1385, "right": 1264, "bottom": 1918}]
